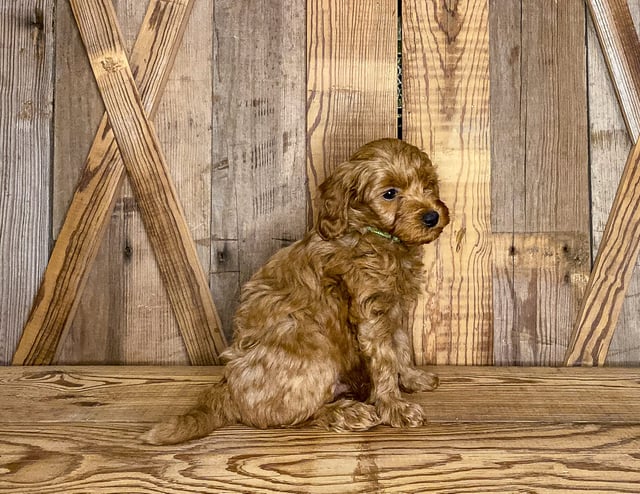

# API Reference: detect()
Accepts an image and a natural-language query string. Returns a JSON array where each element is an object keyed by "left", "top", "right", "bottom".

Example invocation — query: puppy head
[{"left": 317, "top": 138, "right": 449, "bottom": 245}]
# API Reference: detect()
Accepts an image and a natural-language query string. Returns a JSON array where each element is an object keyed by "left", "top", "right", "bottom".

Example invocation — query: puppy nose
[{"left": 422, "top": 210, "right": 440, "bottom": 228}]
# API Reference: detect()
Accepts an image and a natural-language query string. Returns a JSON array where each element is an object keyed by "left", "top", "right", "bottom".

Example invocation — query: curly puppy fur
[{"left": 142, "top": 138, "right": 449, "bottom": 444}]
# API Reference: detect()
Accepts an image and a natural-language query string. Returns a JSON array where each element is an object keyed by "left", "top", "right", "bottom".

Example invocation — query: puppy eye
[{"left": 383, "top": 188, "right": 398, "bottom": 200}]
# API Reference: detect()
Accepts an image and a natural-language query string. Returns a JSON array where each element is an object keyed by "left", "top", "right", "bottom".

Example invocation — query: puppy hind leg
[{"left": 312, "top": 399, "right": 381, "bottom": 432}]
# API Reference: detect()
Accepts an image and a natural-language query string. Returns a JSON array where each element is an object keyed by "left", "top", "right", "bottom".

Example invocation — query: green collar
[{"left": 365, "top": 226, "right": 402, "bottom": 243}]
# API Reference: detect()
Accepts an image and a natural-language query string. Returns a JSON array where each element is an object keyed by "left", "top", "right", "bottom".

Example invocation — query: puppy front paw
[
  {"left": 376, "top": 398, "right": 425, "bottom": 428},
  {"left": 399, "top": 368, "right": 439, "bottom": 393}
]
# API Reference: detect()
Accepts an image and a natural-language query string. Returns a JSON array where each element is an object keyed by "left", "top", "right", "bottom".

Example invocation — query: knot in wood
[{"left": 100, "top": 57, "right": 124, "bottom": 73}]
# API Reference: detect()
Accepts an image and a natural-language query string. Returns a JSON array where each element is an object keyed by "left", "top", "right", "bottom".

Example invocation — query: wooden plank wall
[
  {"left": 0, "top": 2, "right": 54, "bottom": 364},
  {"left": 490, "top": 0, "right": 591, "bottom": 365},
  {"left": 1, "top": 0, "right": 640, "bottom": 366},
  {"left": 403, "top": 0, "right": 492, "bottom": 365},
  {"left": 588, "top": 0, "right": 640, "bottom": 366}
]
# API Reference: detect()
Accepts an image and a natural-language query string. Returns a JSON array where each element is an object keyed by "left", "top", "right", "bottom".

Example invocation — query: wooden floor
[{"left": 1, "top": 366, "right": 639, "bottom": 493}]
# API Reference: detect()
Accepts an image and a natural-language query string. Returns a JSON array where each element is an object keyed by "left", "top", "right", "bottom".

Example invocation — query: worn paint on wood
[
  {"left": 0, "top": 2, "right": 54, "bottom": 364},
  {"left": 402, "top": 0, "right": 492, "bottom": 365}
]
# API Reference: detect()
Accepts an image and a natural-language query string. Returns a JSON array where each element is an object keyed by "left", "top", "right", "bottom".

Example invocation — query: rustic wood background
[{"left": 1, "top": 0, "right": 639, "bottom": 366}]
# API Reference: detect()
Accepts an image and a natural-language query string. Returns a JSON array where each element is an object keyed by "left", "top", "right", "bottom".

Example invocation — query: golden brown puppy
[{"left": 143, "top": 138, "right": 449, "bottom": 444}]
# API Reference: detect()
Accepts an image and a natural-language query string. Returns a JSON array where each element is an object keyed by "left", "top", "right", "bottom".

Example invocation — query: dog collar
[{"left": 365, "top": 226, "right": 402, "bottom": 243}]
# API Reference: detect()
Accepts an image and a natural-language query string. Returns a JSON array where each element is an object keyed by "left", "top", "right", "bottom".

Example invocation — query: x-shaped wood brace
[
  {"left": 566, "top": 0, "right": 640, "bottom": 366},
  {"left": 13, "top": 0, "right": 227, "bottom": 365}
]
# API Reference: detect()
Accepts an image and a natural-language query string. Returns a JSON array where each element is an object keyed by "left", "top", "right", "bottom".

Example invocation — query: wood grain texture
[
  {"left": 566, "top": 137, "right": 640, "bottom": 366},
  {"left": 67, "top": 0, "right": 226, "bottom": 364},
  {"left": 567, "top": 0, "right": 640, "bottom": 366},
  {"left": 490, "top": 0, "right": 590, "bottom": 234},
  {"left": 402, "top": 0, "right": 492, "bottom": 364},
  {"left": 587, "top": 0, "right": 640, "bottom": 140},
  {"left": 1, "top": 366, "right": 640, "bottom": 424},
  {"left": 0, "top": 1, "right": 54, "bottom": 364},
  {"left": 587, "top": 1, "right": 640, "bottom": 366},
  {"left": 490, "top": 0, "right": 591, "bottom": 365},
  {"left": 13, "top": 0, "right": 194, "bottom": 365},
  {"left": 210, "top": 0, "right": 307, "bottom": 340},
  {"left": 493, "top": 234, "right": 590, "bottom": 365},
  {"left": 1, "top": 423, "right": 640, "bottom": 493},
  {"left": 53, "top": 0, "right": 216, "bottom": 365},
  {"left": 306, "top": 0, "right": 398, "bottom": 221},
  {"left": 1, "top": 366, "right": 640, "bottom": 492},
  {"left": 117, "top": 0, "right": 213, "bottom": 364}
]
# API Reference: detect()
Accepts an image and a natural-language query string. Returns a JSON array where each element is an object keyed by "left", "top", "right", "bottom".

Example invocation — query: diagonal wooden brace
[
  {"left": 67, "top": 0, "right": 228, "bottom": 365},
  {"left": 565, "top": 0, "right": 640, "bottom": 365},
  {"left": 13, "top": 0, "right": 227, "bottom": 365}
]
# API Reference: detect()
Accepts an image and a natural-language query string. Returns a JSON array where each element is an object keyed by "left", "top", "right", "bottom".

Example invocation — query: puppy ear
[{"left": 317, "top": 164, "right": 353, "bottom": 240}]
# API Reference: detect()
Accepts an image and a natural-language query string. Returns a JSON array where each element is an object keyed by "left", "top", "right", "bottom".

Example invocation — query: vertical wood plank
[
  {"left": 403, "top": 0, "right": 492, "bottom": 365},
  {"left": 211, "top": 0, "right": 307, "bottom": 340},
  {"left": 306, "top": 0, "right": 398, "bottom": 221},
  {"left": 588, "top": 0, "right": 640, "bottom": 366},
  {"left": 490, "top": 0, "right": 591, "bottom": 365},
  {"left": 0, "top": 1, "right": 54, "bottom": 364},
  {"left": 489, "top": 0, "right": 524, "bottom": 234},
  {"left": 490, "top": 0, "right": 590, "bottom": 233}
]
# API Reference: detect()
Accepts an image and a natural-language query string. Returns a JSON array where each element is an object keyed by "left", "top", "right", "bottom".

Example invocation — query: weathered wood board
[
  {"left": 15, "top": 0, "right": 200, "bottom": 366},
  {"left": 1, "top": 366, "right": 640, "bottom": 492},
  {"left": 490, "top": 0, "right": 591, "bottom": 365},
  {"left": 0, "top": 2, "right": 54, "bottom": 364},
  {"left": 306, "top": 0, "right": 398, "bottom": 217},
  {"left": 211, "top": 0, "right": 307, "bottom": 340},
  {"left": 53, "top": 0, "right": 196, "bottom": 364},
  {"left": 573, "top": 0, "right": 640, "bottom": 366},
  {"left": 3, "top": 0, "right": 640, "bottom": 367},
  {"left": 403, "top": 0, "right": 493, "bottom": 364}
]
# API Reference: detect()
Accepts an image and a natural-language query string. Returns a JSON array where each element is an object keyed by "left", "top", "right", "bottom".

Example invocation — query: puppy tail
[{"left": 141, "top": 382, "right": 236, "bottom": 445}]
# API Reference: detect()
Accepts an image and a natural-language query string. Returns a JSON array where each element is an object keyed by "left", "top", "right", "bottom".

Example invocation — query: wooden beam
[
  {"left": 490, "top": 0, "right": 591, "bottom": 365},
  {"left": 67, "top": 0, "right": 226, "bottom": 364},
  {"left": 402, "top": 0, "right": 493, "bottom": 364},
  {"left": 1, "top": 366, "right": 640, "bottom": 491},
  {"left": 586, "top": 0, "right": 640, "bottom": 140},
  {"left": 12, "top": 0, "right": 196, "bottom": 365},
  {"left": 566, "top": 138, "right": 640, "bottom": 365},
  {"left": 566, "top": 0, "right": 640, "bottom": 365},
  {"left": 306, "top": 0, "right": 398, "bottom": 221},
  {"left": 0, "top": 1, "right": 55, "bottom": 363}
]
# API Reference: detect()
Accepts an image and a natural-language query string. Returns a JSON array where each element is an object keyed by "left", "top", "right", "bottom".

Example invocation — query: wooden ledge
[{"left": 1, "top": 366, "right": 639, "bottom": 492}]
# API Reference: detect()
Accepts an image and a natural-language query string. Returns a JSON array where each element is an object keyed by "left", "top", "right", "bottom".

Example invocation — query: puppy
[{"left": 143, "top": 138, "right": 449, "bottom": 444}]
